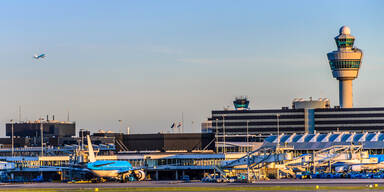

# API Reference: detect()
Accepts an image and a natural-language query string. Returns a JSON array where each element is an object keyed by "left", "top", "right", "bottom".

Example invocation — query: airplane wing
[{"left": 38, "top": 165, "right": 90, "bottom": 172}]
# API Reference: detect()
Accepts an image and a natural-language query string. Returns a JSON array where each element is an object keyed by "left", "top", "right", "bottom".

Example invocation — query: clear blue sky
[{"left": 0, "top": 0, "right": 383, "bottom": 135}]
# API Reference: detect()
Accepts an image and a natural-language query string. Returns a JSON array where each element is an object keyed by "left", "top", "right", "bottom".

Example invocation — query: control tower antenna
[{"left": 327, "top": 26, "right": 363, "bottom": 108}]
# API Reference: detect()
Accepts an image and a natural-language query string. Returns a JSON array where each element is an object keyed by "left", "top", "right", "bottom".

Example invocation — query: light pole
[
  {"left": 10, "top": 120, "right": 14, "bottom": 157},
  {"left": 215, "top": 118, "right": 218, "bottom": 153},
  {"left": 276, "top": 114, "right": 281, "bottom": 180},
  {"left": 181, "top": 112, "right": 184, "bottom": 133},
  {"left": 276, "top": 114, "right": 280, "bottom": 150},
  {"left": 222, "top": 115, "right": 226, "bottom": 154},
  {"left": 80, "top": 129, "right": 84, "bottom": 150},
  {"left": 246, "top": 120, "right": 249, "bottom": 151},
  {"left": 40, "top": 118, "right": 44, "bottom": 156},
  {"left": 118, "top": 120, "right": 123, "bottom": 133},
  {"left": 247, "top": 151, "right": 250, "bottom": 183},
  {"left": 125, "top": 123, "right": 133, "bottom": 134}
]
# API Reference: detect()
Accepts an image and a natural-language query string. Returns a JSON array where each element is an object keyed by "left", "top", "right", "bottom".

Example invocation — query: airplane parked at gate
[{"left": 86, "top": 135, "right": 145, "bottom": 181}]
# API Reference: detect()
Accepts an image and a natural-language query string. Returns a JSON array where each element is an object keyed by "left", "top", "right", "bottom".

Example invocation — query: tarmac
[{"left": 2, "top": 179, "right": 384, "bottom": 191}]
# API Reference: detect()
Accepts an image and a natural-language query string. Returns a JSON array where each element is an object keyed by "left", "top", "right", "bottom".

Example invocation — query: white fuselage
[{"left": 91, "top": 170, "right": 120, "bottom": 178}]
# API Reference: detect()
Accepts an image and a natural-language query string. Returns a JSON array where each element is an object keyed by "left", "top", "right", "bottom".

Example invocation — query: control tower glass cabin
[{"left": 327, "top": 26, "right": 363, "bottom": 108}]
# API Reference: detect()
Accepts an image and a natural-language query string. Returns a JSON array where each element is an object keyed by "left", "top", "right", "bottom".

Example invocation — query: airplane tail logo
[{"left": 87, "top": 135, "right": 96, "bottom": 162}]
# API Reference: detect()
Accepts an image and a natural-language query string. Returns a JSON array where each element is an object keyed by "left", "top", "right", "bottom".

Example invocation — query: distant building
[
  {"left": 292, "top": 98, "right": 330, "bottom": 109},
  {"left": 5, "top": 119, "right": 76, "bottom": 138},
  {"left": 113, "top": 133, "right": 215, "bottom": 152},
  {"left": 5, "top": 117, "right": 76, "bottom": 147}
]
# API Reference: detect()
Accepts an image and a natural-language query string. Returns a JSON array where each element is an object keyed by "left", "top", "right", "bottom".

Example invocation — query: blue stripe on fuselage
[{"left": 87, "top": 160, "right": 133, "bottom": 171}]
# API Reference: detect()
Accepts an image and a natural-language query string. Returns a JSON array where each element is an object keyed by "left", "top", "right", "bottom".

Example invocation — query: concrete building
[
  {"left": 327, "top": 26, "right": 363, "bottom": 108},
  {"left": 5, "top": 119, "right": 76, "bottom": 138},
  {"left": 206, "top": 98, "right": 384, "bottom": 148},
  {"left": 114, "top": 133, "right": 215, "bottom": 152},
  {"left": 292, "top": 98, "right": 330, "bottom": 109}
]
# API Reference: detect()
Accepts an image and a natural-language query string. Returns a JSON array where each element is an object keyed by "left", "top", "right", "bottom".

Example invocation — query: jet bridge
[
  {"left": 217, "top": 145, "right": 294, "bottom": 180},
  {"left": 218, "top": 143, "right": 379, "bottom": 181}
]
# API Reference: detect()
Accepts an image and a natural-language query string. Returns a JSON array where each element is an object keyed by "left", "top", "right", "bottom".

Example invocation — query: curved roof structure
[{"left": 264, "top": 132, "right": 384, "bottom": 150}]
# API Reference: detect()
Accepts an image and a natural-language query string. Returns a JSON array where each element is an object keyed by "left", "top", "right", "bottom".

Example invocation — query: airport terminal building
[
  {"left": 206, "top": 98, "right": 384, "bottom": 145},
  {"left": 201, "top": 26, "right": 379, "bottom": 152}
]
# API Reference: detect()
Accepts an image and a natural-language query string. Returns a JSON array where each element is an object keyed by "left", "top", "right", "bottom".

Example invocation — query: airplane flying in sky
[
  {"left": 33, "top": 54, "right": 46, "bottom": 59},
  {"left": 86, "top": 135, "right": 145, "bottom": 181}
]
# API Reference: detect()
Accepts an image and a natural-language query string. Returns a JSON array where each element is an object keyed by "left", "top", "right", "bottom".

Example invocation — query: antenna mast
[{"left": 18, "top": 106, "right": 21, "bottom": 122}]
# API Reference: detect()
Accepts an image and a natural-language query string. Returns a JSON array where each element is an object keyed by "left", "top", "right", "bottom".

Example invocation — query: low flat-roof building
[
  {"left": 113, "top": 133, "right": 215, "bottom": 152},
  {"left": 5, "top": 120, "right": 76, "bottom": 138}
]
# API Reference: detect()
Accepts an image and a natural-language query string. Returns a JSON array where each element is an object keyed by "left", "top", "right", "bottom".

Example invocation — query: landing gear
[
  {"left": 91, "top": 177, "right": 106, "bottom": 183},
  {"left": 134, "top": 170, "right": 146, "bottom": 181},
  {"left": 120, "top": 173, "right": 131, "bottom": 182},
  {"left": 119, "top": 170, "right": 145, "bottom": 182}
]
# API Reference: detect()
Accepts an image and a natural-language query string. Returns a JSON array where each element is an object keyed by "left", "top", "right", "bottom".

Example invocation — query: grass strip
[{"left": 0, "top": 185, "right": 382, "bottom": 192}]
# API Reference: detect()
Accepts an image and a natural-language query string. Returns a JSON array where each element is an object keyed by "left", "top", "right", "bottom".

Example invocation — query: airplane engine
[
  {"left": 351, "top": 165, "right": 362, "bottom": 172},
  {"left": 134, "top": 170, "right": 146, "bottom": 181},
  {"left": 335, "top": 166, "right": 345, "bottom": 173}
]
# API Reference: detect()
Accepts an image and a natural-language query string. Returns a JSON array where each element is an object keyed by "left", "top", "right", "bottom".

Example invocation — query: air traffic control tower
[{"left": 327, "top": 26, "right": 363, "bottom": 108}]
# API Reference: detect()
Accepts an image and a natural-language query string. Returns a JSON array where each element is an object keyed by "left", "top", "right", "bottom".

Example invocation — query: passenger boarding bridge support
[{"left": 218, "top": 144, "right": 372, "bottom": 182}]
